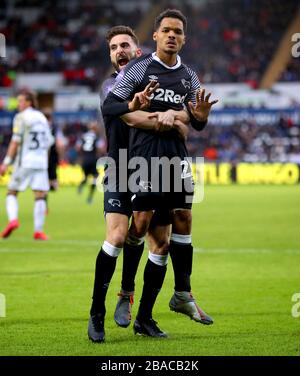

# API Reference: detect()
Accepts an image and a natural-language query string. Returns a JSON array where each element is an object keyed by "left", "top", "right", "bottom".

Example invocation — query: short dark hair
[
  {"left": 105, "top": 25, "right": 139, "bottom": 46},
  {"left": 154, "top": 9, "right": 187, "bottom": 32},
  {"left": 19, "top": 90, "right": 38, "bottom": 108}
]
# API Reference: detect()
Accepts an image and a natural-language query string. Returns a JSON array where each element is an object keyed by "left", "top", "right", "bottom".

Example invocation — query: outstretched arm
[{"left": 0, "top": 140, "right": 19, "bottom": 176}]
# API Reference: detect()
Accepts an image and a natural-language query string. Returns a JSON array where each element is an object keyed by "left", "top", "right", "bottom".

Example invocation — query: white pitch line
[
  {"left": 0, "top": 248, "right": 98, "bottom": 254},
  {"left": 0, "top": 238, "right": 100, "bottom": 253},
  {"left": 194, "top": 248, "right": 300, "bottom": 255},
  {"left": 0, "top": 241, "right": 300, "bottom": 255},
  {"left": 1, "top": 238, "right": 99, "bottom": 246}
]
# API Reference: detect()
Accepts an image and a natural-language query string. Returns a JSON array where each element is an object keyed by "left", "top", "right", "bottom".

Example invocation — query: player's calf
[
  {"left": 33, "top": 197, "right": 48, "bottom": 240},
  {"left": 114, "top": 234, "right": 145, "bottom": 328}
]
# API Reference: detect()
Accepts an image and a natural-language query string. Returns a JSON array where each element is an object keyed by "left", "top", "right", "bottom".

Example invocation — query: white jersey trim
[{"left": 152, "top": 52, "right": 182, "bottom": 70}]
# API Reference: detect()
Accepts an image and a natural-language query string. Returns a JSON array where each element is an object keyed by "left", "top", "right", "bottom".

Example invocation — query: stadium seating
[
  {"left": 187, "top": 117, "right": 300, "bottom": 162},
  {"left": 1, "top": 0, "right": 299, "bottom": 88},
  {"left": 0, "top": 0, "right": 147, "bottom": 89},
  {"left": 0, "top": 0, "right": 299, "bottom": 164}
]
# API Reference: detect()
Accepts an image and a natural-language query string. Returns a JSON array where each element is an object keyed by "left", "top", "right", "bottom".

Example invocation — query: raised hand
[
  {"left": 188, "top": 88, "right": 218, "bottom": 122},
  {"left": 128, "top": 80, "right": 159, "bottom": 111}
]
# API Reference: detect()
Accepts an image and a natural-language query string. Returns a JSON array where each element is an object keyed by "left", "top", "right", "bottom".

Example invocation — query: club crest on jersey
[
  {"left": 108, "top": 198, "right": 121, "bottom": 207},
  {"left": 139, "top": 180, "right": 152, "bottom": 191},
  {"left": 148, "top": 75, "right": 158, "bottom": 81},
  {"left": 181, "top": 79, "right": 191, "bottom": 89}
]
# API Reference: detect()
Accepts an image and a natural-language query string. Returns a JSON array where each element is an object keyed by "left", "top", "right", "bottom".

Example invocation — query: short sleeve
[
  {"left": 11, "top": 114, "right": 24, "bottom": 143},
  {"left": 184, "top": 68, "right": 201, "bottom": 107}
]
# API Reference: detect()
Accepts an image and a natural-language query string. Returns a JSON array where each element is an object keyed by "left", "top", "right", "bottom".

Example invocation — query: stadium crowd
[
  {"left": 1, "top": 0, "right": 299, "bottom": 89},
  {"left": 160, "top": 0, "right": 299, "bottom": 85},
  {"left": 187, "top": 117, "right": 300, "bottom": 163},
  {"left": 1, "top": 0, "right": 300, "bottom": 165},
  {"left": 0, "top": 0, "right": 146, "bottom": 89}
]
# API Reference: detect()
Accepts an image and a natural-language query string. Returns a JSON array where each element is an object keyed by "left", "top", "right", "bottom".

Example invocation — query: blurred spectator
[
  {"left": 150, "top": 0, "right": 300, "bottom": 84},
  {"left": 0, "top": 0, "right": 299, "bottom": 89},
  {"left": 186, "top": 117, "right": 300, "bottom": 163},
  {"left": 1, "top": 117, "right": 299, "bottom": 165},
  {"left": 0, "top": 1, "right": 144, "bottom": 90}
]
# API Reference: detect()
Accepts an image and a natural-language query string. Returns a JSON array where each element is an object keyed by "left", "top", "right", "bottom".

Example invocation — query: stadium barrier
[
  {"left": 0, "top": 110, "right": 98, "bottom": 126},
  {"left": 0, "top": 163, "right": 299, "bottom": 187}
]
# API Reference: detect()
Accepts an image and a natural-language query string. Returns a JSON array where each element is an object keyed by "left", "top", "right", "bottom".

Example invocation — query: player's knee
[
  {"left": 151, "top": 238, "right": 169, "bottom": 255},
  {"left": 34, "top": 191, "right": 47, "bottom": 200},
  {"left": 131, "top": 212, "right": 152, "bottom": 237},
  {"left": 107, "top": 233, "right": 126, "bottom": 248},
  {"left": 173, "top": 209, "right": 192, "bottom": 233},
  {"left": 132, "top": 225, "right": 147, "bottom": 238},
  {"left": 126, "top": 233, "right": 144, "bottom": 247},
  {"left": 174, "top": 209, "right": 192, "bottom": 224},
  {"left": 7, "top": 191, "right": 17, "bottom": 196}
]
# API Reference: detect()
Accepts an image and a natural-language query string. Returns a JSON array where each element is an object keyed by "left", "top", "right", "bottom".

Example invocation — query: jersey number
[
  {"left": 83, "top": 137, "right": 95, "bottom": 152},
  {"left": 181, "top": 160, "right": 192, "bottom": 179},
  {"left": 29, "top": 131, "right": 46, "bottom": 150}
]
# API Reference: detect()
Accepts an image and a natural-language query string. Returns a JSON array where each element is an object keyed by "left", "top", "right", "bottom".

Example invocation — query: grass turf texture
[{"left": 0, "top": 185, "right": 299, "bottom": 356}]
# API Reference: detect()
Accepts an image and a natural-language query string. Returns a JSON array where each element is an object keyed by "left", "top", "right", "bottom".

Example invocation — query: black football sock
[
  {"left": 88, "top": 183, "right": 96, "bottom": 202},
  {"left": 137, "top": 257, "right": 167, "bottom": 320},
  {"left": 45, "top": 194, "right": 48, "bottom": 211},
  {"left": 121, "top": 241, "right": 144, "bottom": 293},
  {"left": 90, "top": 245, "right": 120, "bottom": 316},
  {"left": 80, "top": 178, "right": 87, "bottom": 186},
  {"left": 78, "top": 178, "right": 87, "bottom": 191},
  {"left": 169, "top": 238, "right": 193, "bottom": 292}
]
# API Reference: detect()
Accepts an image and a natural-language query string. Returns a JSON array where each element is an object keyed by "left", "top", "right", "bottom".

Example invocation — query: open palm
[{"left": 188, "top": 88, "right": 218, "bottom": 121}]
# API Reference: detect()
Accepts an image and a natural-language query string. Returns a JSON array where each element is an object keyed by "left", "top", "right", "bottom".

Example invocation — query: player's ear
[
  {"left": 136, "top": 48, "right": 142, "bottom": 57},
  {"left": 153, "top": 32, "right": 157, "bottom": 42},
  {"left": 182, "top": 35, "right": 186, "bottom": 45}
]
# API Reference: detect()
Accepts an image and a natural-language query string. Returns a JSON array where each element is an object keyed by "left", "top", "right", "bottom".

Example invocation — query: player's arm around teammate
[
  {"left": 89, "top": 26, "right": 178, "bottom": 342},
  {"left": 122, "top": 108, "right": 190, "bottom": 139}
]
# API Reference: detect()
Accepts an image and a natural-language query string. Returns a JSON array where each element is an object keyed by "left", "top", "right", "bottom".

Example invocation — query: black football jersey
[
  {"left": 109, "top": 52, "right": 201, "bottom": 158},
  {"left": 48, "top": 122, "right": 59, "bottom": 166},
  {"left": 81, "top": 131, "right": 98, "bottom": 159}
]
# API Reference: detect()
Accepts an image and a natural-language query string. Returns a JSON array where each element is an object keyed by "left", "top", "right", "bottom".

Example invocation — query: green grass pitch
[{"left": 0, "top": 185, "right": 299, "bottom": 356}]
